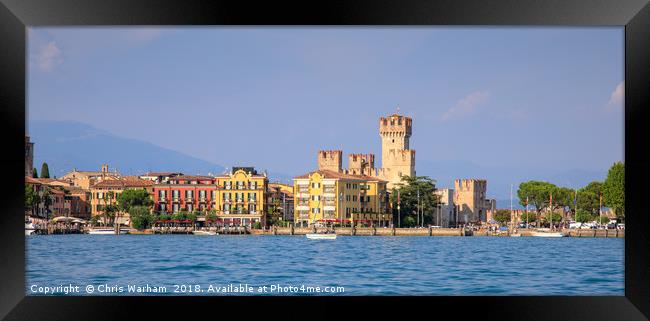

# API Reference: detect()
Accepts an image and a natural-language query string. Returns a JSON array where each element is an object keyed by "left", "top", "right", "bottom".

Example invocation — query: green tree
[
  {"left": 540, "top": 212, "right": 563, "bottom": 227},
  {"left": 493, "top": 209, "right": 511, "bottom": 225},
  {"left": 172, "top": 210, "right": 189, "bottom": 221},
  {"left": 603, "top": 162, "right": 624, "bottom": 220},
  {"left": 389, "top": 175, "right": 439, "bottom": 227},
  {"left": 520, "top": 210, "right": 536, "bottom": 224},
  {"left": 102, "top": 191, "right": 115, "bottom": 226},
  {"left": 103, "top": 204, "right": 118, "bottom": 226},
  {"left": 575, "top": 209, "right": 592, "bottom": 223},
  {"left": 517, "top": 181, "right": 555, "bottom": 220},
  {"left": 205, "top": 209, "right": 217, "bottom": 221},
  {"left": 577, "top": 181, "right": 603, "bottom": 216},
  {"left": 40, "top": 162, "right": 50, "bottom": 178},
  {"left": 130, "top": 205, "right": 154, "bottom": 229},
  {"left": 401, "top": 215, "right": 416, "bottom": 227},
  {"left": 25, "top": 185, "right": 37, "bottom": 212},
  {"left": 90, "top": 215, "right": 100, "bottom": 226},
  {"left": 32, "top": 168, "right": 38, "bottom": 178},
  {"left": 116, "top": 189, "right": 153, "bottom": 213}
]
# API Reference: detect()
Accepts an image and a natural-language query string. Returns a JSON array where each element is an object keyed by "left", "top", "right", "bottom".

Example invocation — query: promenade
[{"left": 261, "top": 226, "right": 625, "bottom": 238}]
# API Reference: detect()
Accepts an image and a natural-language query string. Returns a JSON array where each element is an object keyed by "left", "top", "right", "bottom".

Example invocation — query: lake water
[{"left": 26, "top": 235, "right": 624, "bottom": 295}]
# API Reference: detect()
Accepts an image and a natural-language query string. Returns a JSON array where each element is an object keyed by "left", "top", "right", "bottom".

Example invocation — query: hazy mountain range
[
  {"left": 29, "top": 121, "right": 607, "bottom": 208},
  {"left": 28, "top": 121, "right": 293, "bottom": 183}
]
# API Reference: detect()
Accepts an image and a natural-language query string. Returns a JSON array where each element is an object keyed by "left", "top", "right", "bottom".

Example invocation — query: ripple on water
[{"left": 26, "top": 235, "right": 624, "bottom": 295}]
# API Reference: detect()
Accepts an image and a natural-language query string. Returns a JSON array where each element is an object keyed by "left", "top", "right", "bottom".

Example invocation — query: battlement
[
  {"left": 379, "top": 114, "right": 412, "bottom": 137},
  {"left": 348, "top": 153, "right": 375, "bottom": 169},
  {"left": 347, "top": 153, "right": 375, "bottom": 176},
  {"left": 317, "top": 150, "right": 343, "bottom": 172},
  {"left": 454, "top": 179, "right": 487, "bottom": 191}
]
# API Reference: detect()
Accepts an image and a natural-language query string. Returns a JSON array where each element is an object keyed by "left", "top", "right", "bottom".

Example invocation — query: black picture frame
[{"left": 1, "top": 0, "right": 649, "bottom": 320}]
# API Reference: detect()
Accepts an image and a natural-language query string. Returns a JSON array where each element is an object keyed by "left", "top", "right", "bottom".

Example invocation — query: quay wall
[{"left": 266, "top": 227, "right": 624, "bottom": 238}]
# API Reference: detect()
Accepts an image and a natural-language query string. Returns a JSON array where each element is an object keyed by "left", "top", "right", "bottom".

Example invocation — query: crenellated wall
[{"left": 317, "top": 150, "right": 342, "bottom": 172}]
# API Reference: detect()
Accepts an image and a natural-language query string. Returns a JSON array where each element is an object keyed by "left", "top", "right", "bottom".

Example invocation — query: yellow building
[
  {"left": 214, "top": 167, "right": 268, "bottom": 227},
  {"left": 293, "top": 170, "right": 391, "bottom": 227}
]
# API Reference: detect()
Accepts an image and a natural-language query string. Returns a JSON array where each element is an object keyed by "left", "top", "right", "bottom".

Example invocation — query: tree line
[{"left": 515, "top": 162, "right": 624, "bottom": 224}]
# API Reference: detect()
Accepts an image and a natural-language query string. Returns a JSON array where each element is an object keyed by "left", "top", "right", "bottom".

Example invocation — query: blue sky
[{"left": 27, "top": 27, "right": 624, "bottom": 181}]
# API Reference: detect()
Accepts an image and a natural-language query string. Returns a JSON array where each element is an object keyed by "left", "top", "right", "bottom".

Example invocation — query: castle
[{"left": 317, "top": 113, "right": 416, "bottom": 189}]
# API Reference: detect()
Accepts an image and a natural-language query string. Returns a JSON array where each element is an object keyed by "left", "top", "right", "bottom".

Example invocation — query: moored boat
[
  {"left": 192, "top": 230, "right": 217, "bottom": 236},
  {"left": 25, "top": 221, "right": 37, "bottom": 236},
  {"left": 306, "top": 233, "right": 337, "bottom": 240},
  {"left": 531, "top": 230, "right": 564, "bottom": 237},
  {"left": 88, "top": 228, "right": 130, "bottom": 235}
]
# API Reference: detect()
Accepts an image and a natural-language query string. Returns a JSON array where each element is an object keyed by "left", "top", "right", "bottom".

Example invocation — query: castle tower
[
  {"left": 317, "top": 150, "right": 342, "bottom": 172},
  {"left": 454, "top": 179, "right": 488, "bottom": 223},
  {"left": 25, "top": 135, "right": 34, "bottom": 177},
  {"left": 379, "top": 114, "right": 415, "bottom": 189},
  {"left": 348, "top": 153, "right": 375, "bottom": 176}
]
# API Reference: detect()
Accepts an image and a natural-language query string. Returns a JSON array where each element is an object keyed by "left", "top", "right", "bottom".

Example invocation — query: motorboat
[
  {"left": 25, "top": 221, "right": 37, "bottom": 236},
  {"left": 88, "top": 228, "right": 130, "bottom": 235},
  {"left": 306, "top": 233, "right": 337, "bottom": 240},
  {"left": 192, "top": 230, "right": 217, "bottom": 236}
]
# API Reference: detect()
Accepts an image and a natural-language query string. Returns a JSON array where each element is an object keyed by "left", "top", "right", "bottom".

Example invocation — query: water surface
[{"left": 26, "top": 235, "right": 624, "bottom": 295}]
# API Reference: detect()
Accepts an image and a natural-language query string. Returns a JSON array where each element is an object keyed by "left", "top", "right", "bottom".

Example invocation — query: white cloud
[
  {"left": 441, "top": 90, "right": 490, "bottom": 121},
  {"left": 34, "top": 41, "right": 64, "bottom": 72},
  {"left": 607, "top": 81, "right": 624, "bottom": 110}
]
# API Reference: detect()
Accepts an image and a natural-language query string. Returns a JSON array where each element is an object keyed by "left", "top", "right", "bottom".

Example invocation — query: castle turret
[
  {"left": 378, "top": 113, "right": 415, "bottom": 189},
  {"left": 317, "top": 150, "right": 342, "bottom": 173},
  {"left": 348, "top": 153, "right": 375, "bottom": 176}
]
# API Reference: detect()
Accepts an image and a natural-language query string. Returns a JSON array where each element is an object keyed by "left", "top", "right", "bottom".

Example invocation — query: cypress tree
[
  {"left": 40, "top": 162, "right": 50, "bottom": 179},
  {"left": 32, "top": 168, "right": 38, "bottom": 178}
]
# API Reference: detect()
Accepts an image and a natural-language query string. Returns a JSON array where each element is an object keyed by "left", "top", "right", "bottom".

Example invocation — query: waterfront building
[
  {"left": 152, "top": 175, "right": 219, "bottom": 214},
  {"left": 139, "top": 172, "right": 183, "bottom": 184},
  {"left": 90, "top": 176, "right": 154, "bottom": 225},
  {"left": 454, "top": 179, "right": 491, "bottom": 224},
  {"left": 61, "top": 164, "right": 121, "bottom": 190},
  {"left": 25, "top": 135, "right": 34, "bottom": 177},
  {"left": 214, "top": 167, "right": 268, "bottom": 228},
  {"left": 268, "top": 183, "right": 294, "bottom": 223},
  {"left": 434, "top": 188, "right": 456, "bottom": 227},
  {"left": 63, "top": 186, "right": 92, "bottom": 220},
  {"left": 293, "top": 169, "right": 391, "bottom": 227},
  {"left": 315, "top": 113, "right": 416, "bottom": 190},
  {"left": 49, "top": 188, "right": 65, "bottom": 218}
]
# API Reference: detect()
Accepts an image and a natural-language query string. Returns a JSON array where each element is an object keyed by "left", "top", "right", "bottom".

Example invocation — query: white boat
[
  {"left": 88, "top": 228, "right": 130, "bottom": 235},
  {"left": 25, "top": 221, "right": 37, "bottom": 236},
  {"left": 306, "top": 233, "right": 337, "bottom": 240},
  {"left": 531, "top": 230, "right": 564, "bottom": 238},
  {"left": 192, "top": 230, "right": 217, "bottom": 236},
  {"left": 510, "top": 233, "right": 521, "bottom": 237}
]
